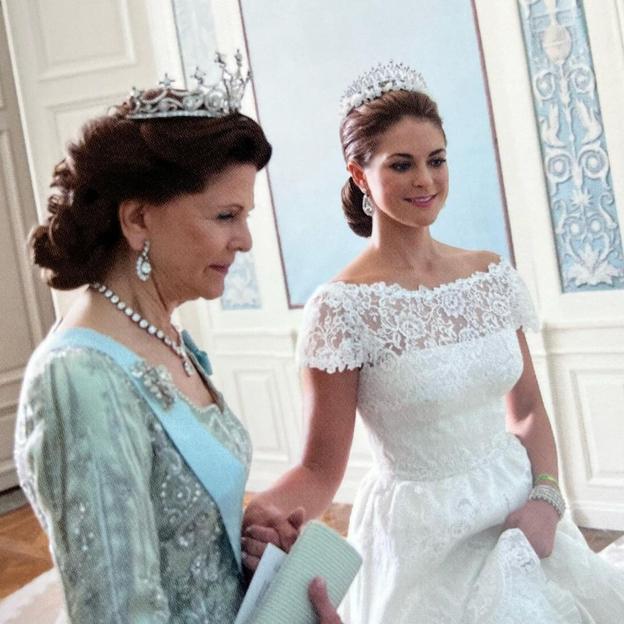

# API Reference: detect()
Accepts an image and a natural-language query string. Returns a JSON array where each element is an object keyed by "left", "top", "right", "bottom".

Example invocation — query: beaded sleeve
[{"left": 15, "top": 347, "right": 171, "bottom": 622}]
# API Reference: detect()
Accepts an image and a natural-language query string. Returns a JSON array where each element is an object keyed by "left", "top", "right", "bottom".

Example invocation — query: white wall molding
[
  {"left": 569, "top": 501, "right": 624, "bottom": 532},
  {"left": 212, "top": 327, "right": 305, "bottom": 493},
  {"left": 0, "top": 9, "right": 55, "bottom": 491},
  {"left": 0, "top": 130, "right": 46, "bottom": 346},
  {"left": 29, "top": 0, "right": 137, "bottom": 82},
  {"left": 46, "top": 92, "right": 128, "bottom": 148}
]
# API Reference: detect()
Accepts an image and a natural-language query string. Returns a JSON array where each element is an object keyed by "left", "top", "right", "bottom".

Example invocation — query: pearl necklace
[{"left": 91, "top": 283, "right": 195, "bottom": 376}]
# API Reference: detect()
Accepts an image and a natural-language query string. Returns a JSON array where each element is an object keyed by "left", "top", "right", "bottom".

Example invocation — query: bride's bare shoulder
[
  {"left": 440, "top": 244, "right": 502, "bottom": 273},
  {"left": 331, "top": 252, "right": 386, "bottom": 285}
]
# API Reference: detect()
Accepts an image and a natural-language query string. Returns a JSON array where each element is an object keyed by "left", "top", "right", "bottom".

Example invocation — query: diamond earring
[
  {"left": 362, "top": 194, "right": 374, "bottom": 217},
  {"left": 136, "top": 240, "right": 152, "bottom": 281}
]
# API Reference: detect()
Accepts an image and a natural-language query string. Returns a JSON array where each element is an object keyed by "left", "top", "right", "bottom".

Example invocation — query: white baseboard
[{"left": 569, "top": 501, "right": 624, "bottom": 531}]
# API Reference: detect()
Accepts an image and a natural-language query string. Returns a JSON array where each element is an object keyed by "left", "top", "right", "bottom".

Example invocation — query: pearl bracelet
[{"left": 529, "top": 484, "right": 566, "bottom": 518}]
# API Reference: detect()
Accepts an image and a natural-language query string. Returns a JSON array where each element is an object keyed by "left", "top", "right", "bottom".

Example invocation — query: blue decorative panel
[
  {"left": 221, "top": 252, "right": 263, "bottom": 311},
  {"left": 519, "top": 0, "right": 624, "bottom": 291},
  {"left": 172, "top": 0, "right": 263, "bottom": 310}
]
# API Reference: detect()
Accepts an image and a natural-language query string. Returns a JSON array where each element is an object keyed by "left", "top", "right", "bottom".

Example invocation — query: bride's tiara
[
  {"left": 124, "top": 50, "right": 250, "bottom": 120},
  {"left": 340, "top": 61, "right": 428, "bottom": 117}
]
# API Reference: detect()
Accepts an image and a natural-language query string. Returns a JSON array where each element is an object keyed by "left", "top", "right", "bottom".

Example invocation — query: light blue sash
[{"left": 40, "top": 327, "right": 246, "bottom": 571}]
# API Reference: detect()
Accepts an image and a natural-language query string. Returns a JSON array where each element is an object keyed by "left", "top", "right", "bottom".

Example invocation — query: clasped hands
[{"left": 242, "top": 502, "right": 342, "bottom": 624}]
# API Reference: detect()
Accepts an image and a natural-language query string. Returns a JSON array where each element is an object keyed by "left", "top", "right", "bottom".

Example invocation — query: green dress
[{"left": 14, "top": 330, "right": 251, "bottom": 623}]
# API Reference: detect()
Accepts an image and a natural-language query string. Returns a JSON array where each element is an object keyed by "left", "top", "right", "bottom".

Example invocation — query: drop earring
[
  {"left": 362, "top": 193, "right": 374, "bottom": 217},
  {"left": 136, "top": 240, "right": 152, "bottom": 281}
]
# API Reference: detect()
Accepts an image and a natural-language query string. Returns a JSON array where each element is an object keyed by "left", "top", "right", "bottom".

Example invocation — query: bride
[{"left": 243, "top": 63, "right": 624, "bottom": 622}]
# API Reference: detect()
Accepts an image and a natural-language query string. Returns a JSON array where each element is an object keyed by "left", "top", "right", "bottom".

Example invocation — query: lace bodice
[
  {"left": 297, "top": 259, "right": 538, "bottom": 373},
  {"left": 297, "top": 259, "right": 539, "bottom": 480}
]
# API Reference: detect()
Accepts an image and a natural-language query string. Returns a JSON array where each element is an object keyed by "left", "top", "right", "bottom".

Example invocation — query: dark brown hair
[
  {"left": 339, "top": 90, "right": 445, "bottom": 237},
  {"left": 30, "top": 105, "right": 272, "bottom": 289}
]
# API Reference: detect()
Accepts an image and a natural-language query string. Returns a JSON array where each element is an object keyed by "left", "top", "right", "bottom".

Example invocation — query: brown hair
[
  {"left": 339, "top": 90, "right": 445, "bottom": 237},
  {"left": 30, "top": 105, "right": 272, "bottom": 289}
]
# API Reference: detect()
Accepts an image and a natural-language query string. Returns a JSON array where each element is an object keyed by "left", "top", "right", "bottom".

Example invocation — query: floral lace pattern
[
  {"left": 297, "top": 259, "right": 538, "bottom": 373},
  {"left": 15, "top": 346, "right": 251, "bottom": 623}
]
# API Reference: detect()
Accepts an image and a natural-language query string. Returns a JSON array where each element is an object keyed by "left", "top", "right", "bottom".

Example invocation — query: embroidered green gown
[{"left": 14, "top": 330, "right": 251, "bottom": 623}]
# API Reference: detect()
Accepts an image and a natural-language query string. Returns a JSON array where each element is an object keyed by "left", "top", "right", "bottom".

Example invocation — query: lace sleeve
[
  {"left": 296, "top": 285, "right": 369, "bottom": 373},
  {"left": 507, "top": 265, "right": 540, "bottom": 332},
  {"left": 15, "top": 347, "right": 171, "bottom": 622}
]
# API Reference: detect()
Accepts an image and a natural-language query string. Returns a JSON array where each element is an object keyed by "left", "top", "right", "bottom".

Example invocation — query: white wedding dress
[{"left": 297, "top": 259, "right": 624, "bottom": 623}]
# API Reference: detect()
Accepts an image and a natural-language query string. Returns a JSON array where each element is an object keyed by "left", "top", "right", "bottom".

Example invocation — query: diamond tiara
[
  {"left": 340, "top": 61, "right": 428, "bottom": 117},
  {"left": 125, "top": 50, "right": 251, "bottom": 120}
]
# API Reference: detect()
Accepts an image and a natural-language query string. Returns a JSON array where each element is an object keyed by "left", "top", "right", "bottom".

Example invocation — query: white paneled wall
[{"left": 0, "top": 9, "right": 55, "bottom": 491}]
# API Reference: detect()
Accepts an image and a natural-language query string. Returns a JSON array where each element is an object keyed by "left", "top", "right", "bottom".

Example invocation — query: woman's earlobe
[
  {"left": 347, "top": 161, "right": 367, "bottom": 189},
  {"left": 118, "top": 199, "right": 149, "bottom": 252}
]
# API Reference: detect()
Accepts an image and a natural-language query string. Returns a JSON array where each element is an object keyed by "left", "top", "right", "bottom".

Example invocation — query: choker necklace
[{"left": 91, "top": 282, "right": 195, "bottom": 377}]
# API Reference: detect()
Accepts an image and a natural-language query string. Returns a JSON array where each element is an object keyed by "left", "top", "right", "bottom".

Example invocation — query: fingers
[
  {"left": 243, "top": 504, "right": 304, "bottom": 552},
  {"left": 502, "top": 511, "right": 519, "bottom": 530},
  {"left": 244, "top": 525, "right": 281, "bottom": 548},
  {"left": 241, "top": 526, "right": 281, "bottom": 573},
  {"left": 276, "top": 519, "right": 299, "bottom": 551},
  {"left": 288, "top": 507, "right": 305, "bottom": 531},
  {"left": 241, "top": 550, "right": 260, "bottom": 572},
  {"left": 241, "top": 536, "right": 269, "bottom": 559},
  {"left": 308, "top": 577, "right": 342, "bottom": 624}
]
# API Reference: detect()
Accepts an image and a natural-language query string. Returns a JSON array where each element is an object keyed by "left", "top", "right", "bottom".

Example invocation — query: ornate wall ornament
[
  {"left": 221, "top": 252, "right": 262, "bottom": 310},
  {"left": 519, "top": 0, "right": 624, "bottom": 291}
]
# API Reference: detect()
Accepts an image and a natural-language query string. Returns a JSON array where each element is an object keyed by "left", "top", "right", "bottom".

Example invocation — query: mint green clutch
[{"left": 245, "top": 520, "right": 362, "bottom": 624}]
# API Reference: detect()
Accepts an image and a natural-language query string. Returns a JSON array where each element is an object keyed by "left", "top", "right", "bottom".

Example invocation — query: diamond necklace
[{"left": 91, "top": 282, "right": 195, "bottom": 376}]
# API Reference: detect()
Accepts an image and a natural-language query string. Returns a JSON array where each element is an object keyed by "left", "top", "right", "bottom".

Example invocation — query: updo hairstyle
[
  {"left": 339, "top": 90, "right": 445, "bottom": 237},
  {"left": 30, "top": 100, "right": 272, "bottom": 290}
]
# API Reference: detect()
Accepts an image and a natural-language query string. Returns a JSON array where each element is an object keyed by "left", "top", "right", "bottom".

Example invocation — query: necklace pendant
[{"left": 183, "top": 359, "right": 195, "bottom": 376}]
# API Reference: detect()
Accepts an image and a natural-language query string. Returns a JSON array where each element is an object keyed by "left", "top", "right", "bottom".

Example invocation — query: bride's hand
[
  {"left": 503, "top": 499, "right": 559, "bottom": 558},
  {"left": 242, "top": 504, "right": 305, "bottom": 571}
]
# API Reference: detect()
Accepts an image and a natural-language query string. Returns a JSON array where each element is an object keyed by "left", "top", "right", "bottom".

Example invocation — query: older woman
[{"left": 15, "top": 56, "right": 340, "bottom": 623}]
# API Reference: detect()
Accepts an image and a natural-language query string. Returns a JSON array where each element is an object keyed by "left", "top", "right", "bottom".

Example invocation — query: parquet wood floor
[
  {"left": 1, "top": 500, "right": 621, "bottom": 601},
  {"left": 0, "top": 505, "right": 53, "bottom": 599}
]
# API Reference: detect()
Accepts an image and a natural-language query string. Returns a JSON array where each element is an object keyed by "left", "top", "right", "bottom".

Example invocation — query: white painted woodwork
[{"left": 0, "top": 8, "right": 55, "bottom": 491}]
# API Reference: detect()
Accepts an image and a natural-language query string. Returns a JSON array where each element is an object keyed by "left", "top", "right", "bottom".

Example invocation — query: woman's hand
[
  {"left": 309, "top": 577, "right": 343, "bottom": 624},
  {"left": 241, "top": 504, "right": 305, "bottom": 572},
  {"left": 503, "top": 499, "right": 559, "bottom": 558}
]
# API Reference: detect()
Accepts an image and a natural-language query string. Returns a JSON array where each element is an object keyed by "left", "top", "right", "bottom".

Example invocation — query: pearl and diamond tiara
[
  {"left": 125, "top": 50, "right": 250, "bottom": 120},
  {"left": 340, "top": 61, "right": 428, "bottom": 117}
]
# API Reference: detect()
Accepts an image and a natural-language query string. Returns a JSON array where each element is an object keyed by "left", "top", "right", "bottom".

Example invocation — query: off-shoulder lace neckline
[{"left": 327, "top": 258, "right": 507, "bottom": 297}]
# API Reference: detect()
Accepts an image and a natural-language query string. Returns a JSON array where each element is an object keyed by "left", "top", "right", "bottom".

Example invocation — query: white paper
[{"left": 234, "top": 543, "right": 287, "bottom": 624}]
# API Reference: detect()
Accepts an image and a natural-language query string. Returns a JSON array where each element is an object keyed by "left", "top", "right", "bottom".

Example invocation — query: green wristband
[{"left": 534, "top": 473, "right": 559, "bottom": 488}]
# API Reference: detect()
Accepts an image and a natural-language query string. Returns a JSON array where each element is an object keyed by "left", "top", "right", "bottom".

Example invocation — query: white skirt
[{"left": 341, "top": 436, "right": 624, "bottom": 623}]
